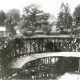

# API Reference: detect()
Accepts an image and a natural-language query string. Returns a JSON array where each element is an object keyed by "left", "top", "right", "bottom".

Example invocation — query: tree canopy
[
  {"left": 73, "top": 4, "right": 80, "bottom": 26},
  {"left": 5, "top": 9, "right": 20, "bottom": 36},
  {"left": 72, "top": 4, "right": 80, "bottom": 34},
  {"left": 0, "top": 10, "right": 6, "bottom": 25},
  {"left": 18, "top": 4, "right": 51, "bottom": 36},
  {"left": 57, "top": 3, "right": 72, "bottom": 34}
]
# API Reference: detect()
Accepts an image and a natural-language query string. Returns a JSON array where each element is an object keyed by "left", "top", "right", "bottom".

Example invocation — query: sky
[{"left": 0, "top": 0, "right": 80, "bottom": 17}]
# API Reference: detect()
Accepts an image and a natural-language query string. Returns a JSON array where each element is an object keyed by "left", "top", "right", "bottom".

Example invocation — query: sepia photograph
[{"left": 0, "top": 0, "right": 80, "bottom": 80}]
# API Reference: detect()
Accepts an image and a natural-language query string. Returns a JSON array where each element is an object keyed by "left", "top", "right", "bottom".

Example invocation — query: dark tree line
[
  {"left": 0, "top": 4, "right": 52, "bottom": 37},
  {"left": 0, "top": 3, "right": 80, "bottom": 36},
  {"left": 57, "top": 2, "right": 80, "bottom": 35}
]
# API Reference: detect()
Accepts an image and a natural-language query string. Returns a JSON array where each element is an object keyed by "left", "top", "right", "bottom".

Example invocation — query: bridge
[
  {"left": 0, "top": 35, "right": 80, "bottom": 79},
  {"left": 10, "top": 52, "right": 80, "bottom": 69},
  {"left": 8, "top": 52, "right": 80, "bottom": 79}
]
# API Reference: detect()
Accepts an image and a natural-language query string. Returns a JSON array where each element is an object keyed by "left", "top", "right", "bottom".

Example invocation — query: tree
[
  {"left": 5, "top": 9, "right": 20, "bottom": 36},
  {"left": 73, "top": 4, "right": 80, "bottom": 34},
  {"left": 57, "top": 3, "right": 72, "bottom": 34},
  {"left": 0, "top": 10, "right": 6, "bottom": 25},
  {"left": 18, "top": 4, "right": 51, "bottom": 36},
  {"left": 73, "top": 4, "right": 80, "bottom": 25}
]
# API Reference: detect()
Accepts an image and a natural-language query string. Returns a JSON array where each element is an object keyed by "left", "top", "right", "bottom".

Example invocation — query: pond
[{"left": 10, "top": 57, "right": 78, "bottom": 79}]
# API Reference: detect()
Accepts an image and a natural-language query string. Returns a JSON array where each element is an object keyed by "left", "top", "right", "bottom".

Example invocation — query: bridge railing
[
  {"left": 14, "top": 38, "right": 80, "bottom": 56},
  {"left": 0, "top": 37, "right": 80, "bottom": 59}
]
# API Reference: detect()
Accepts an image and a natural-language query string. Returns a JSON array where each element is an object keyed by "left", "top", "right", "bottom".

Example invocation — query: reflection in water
[
  {"left": 51, "top": 58, "right": 59, "bottom": 64},
  {"left": 11, "top": 57, "right": 59, "bottom": 79},
  {"left": 11, "top": 57, "right": 78, "bottom": 79}
]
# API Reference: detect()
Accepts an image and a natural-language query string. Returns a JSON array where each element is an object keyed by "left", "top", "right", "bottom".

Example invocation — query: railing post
[{"left": 30, "top": 39, "right": 31, "bottom": 53}]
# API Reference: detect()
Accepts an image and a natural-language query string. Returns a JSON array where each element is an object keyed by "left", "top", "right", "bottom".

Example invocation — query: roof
[{"left": 9, "top": 52, "right": 80, "bottom": 69}]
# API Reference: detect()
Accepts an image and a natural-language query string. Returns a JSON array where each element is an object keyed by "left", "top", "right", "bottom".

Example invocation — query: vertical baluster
[
  {"left": 37, "top": 39, "right": 39, "bottom": 52},
  {"left": 42, "top": 39, "right": 44, "bottom": 52},
  {"left": 78, "top": 39, "right": 79, "bottom": 51},
  {"left": 25, "top": 39, "right": 27, "bottom": 55},
  {"left": 30, "top": 39, "right": 31, "bottom": 54}
]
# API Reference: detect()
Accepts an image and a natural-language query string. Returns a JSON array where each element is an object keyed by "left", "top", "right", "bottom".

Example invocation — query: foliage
[
  {"left": 18, "top": 4, "right": 51, "bottom": 36},
  {"left": 0, "top": 37, "right": 13, "bottom": 78},
  {"left": 5, "top": 9, "right": 20, "bottom": 36},
  {"left": 73, "top": 4, "right": 80, "bottom": 33},
  {"left": 0, "top": 10, "right": 6, "bottom": 25},
  {"left": 57, "top": 3, "right": 72, "bottom": 34}
]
